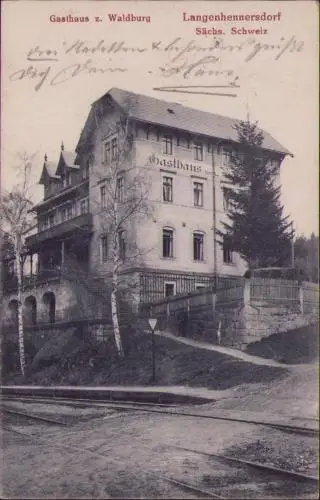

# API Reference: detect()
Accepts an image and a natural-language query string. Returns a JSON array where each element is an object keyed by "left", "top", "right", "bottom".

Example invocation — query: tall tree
[
  {"left": 217, "top": 120, "right": 292, "bottom": 269},
  {"left": 1, "top": 153, "right": 36, "bottom": 375},
  {"left": 91, "top": 103, "right": 152, "bottom": 357}
]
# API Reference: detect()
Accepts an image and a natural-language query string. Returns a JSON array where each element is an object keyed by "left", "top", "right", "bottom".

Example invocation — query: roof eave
[{"left": 129, "top": 116, "right": 292, "bottom": 157}]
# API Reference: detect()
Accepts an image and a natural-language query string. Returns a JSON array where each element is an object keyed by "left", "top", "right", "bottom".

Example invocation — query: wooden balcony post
[
  {"left": 61, "top": 240, "right": 65, "bottom": 264},
  {"left": 244, "top": 278, "right": 251, "bottom": 306}
]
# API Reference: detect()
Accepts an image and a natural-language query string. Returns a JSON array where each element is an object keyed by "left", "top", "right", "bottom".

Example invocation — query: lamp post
[{"left": 148, "top": 318, "right": 157, "bottom": 382}]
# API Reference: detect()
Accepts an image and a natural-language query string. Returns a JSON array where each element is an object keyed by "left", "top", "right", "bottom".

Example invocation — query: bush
[
  {"left": 244, "top": 267, "right": 310, "bottom": 281},
  {"left": 245, "top": 323, "right": 319, "bottom": 364},
  {"left": 2, "top": 338, "right": 37, "bottom": 376}
]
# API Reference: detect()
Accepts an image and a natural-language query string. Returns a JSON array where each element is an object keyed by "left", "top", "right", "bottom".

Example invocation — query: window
[
  {"left": 194, "top": 142, "right": 203, "bottom": 161},
  {"left": 60, "top": 206, "right": 67, "bottom": 222},
  {"left": 193, "top": 182, "right": 204, "bottom": 207},
  {"left": 223, "top": 187, "right": 232, "bottom": 211},
  {"left": 193, "top": 232, "right": 204, "bottom": 261},
  {"left": 64, "top": 204, "right": 72, "bottom": 220},
  {"left": 48, "top": 212, "right": 55, "bottom": 228},
  {"left": 63, "top": 171, "right": 71, "bottom": 187},
  {"left": 101, "top": 235, "right": 109, "bottom": 261},
  {"left": 104, "top": 141, "right": 111, "bottom": 163},
  {"left": 117, "top": 176, "right": 124, "bottom": 202},
  {"left": 162, "top": 135, "right": 173, "bottom": 155},
  {"left": 82, "top": 160, "right": 89, "bottom": 180},
  {"left": 111, "top": 138, "right": 118, "bottom": 160},
  {"left": 104, "top": 136, "right": 118, "bottom": 163},
  {"left": 163, "top": 176, "right": 173, "bottom": 202},
  {"left": 196, "top": 284, "right": 206, "bottom": 291},
  {"left": 42, "top": 217, "right": 48, "bottom": 230},
  {"left": 223, "top": 237, "right": 233, "bottom": 264},
  {"left": 221, "top": 147, "right": 232, "bottom": 167},
  {"left": 118, "top": 230, "right": 126, "bottom": 260},
  {"left": 100, "top": 185, "right": 106, "bottom": 208},
  {"left": 162, "top": 228, "right": 174, "bottom": 258},
  {"left": 80, "top": 198, "right": 88, "bottom": 215},
  {"left": 164, "top": 282, "right": 175, "bottom": 297}
]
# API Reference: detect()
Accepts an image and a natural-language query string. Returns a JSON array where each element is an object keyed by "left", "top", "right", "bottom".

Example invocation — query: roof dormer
[
  {"left": 56, "top": 142, "right": 79, "bottom": 177},
  {"left": 39, "top": 153, "right": 60, "bottom": 185}
]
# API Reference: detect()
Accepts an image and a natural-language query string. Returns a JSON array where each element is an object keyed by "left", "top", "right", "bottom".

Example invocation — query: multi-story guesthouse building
[{"left": 2, "top": 88, "right": 290, "bottom": 325}]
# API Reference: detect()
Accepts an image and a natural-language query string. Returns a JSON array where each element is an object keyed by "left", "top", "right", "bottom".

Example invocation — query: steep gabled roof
[
  {"left": 56, "top": 150, "right": 79, "bottom": 176},
  {"left": 76, "top": 87, "right": 291, "bottom": 156},
  {"left": 61, "top": 151, "right": 78, "bottom": 167},
  {"left": 39, "top": 161, "right": 60, "bottom": 184}
]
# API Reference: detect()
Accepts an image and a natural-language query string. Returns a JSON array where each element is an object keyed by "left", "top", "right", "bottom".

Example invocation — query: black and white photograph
[{"left": 1, "top": 1, "right": 319, "bottom": 498}]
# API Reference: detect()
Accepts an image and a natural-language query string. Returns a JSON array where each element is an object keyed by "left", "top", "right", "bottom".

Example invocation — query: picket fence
[{"left": 149, "top": 277, "right": 318, "bottom": 315}]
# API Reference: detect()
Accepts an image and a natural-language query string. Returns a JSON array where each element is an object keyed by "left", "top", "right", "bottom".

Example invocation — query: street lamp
[{"left": 148, "top": 318, "right": 157, "bottom": 382}]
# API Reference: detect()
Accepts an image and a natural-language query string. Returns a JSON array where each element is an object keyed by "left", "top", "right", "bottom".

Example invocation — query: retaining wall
[{"left": 149, "top": 279, "right": 319, "bottom": 349}]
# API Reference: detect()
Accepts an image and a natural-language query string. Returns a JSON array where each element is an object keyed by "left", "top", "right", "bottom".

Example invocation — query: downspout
[{"left": 212, "top": 140, "right": 224, "bottom": 290}]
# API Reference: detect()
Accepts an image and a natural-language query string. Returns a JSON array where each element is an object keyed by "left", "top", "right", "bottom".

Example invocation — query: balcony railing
[
  {"left": 35, "top": 179, "right": 89, "bottom": 207},
  {"left": 26, "top": 212, "right": 93, "bottom": 248},
  {"left": 3, "top": 268, "right": 62, "bottom": 293}
]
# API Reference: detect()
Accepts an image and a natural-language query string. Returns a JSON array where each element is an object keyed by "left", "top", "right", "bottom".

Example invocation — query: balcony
[
  {"left": 35, "top": 179, "right": 89, "bottom": 209},
  {"left": 26, "top": 213, "right": 93, "bottom": 248},
  {"left": 3, "top": 268, "right": 62, "bottom": 293}
]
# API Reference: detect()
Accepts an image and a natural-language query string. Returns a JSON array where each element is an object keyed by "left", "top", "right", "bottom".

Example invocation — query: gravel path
[{"left": 157, "top": 331, "right": 291, "bottom": 367}]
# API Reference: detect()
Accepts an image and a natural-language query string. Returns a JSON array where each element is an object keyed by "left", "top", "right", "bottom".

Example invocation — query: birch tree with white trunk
[
  {"left": 1, "top": 153, "right": 36, "bottom": 375},
  {"left": 92, "top": 103, "right": 152, "bottom": 357}
]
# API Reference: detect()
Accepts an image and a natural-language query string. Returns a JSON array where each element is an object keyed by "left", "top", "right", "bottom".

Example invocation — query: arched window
[
  {"left": 42, "top": 292, "right": 56, "bottom": 324},
  {"left": 24, "top": 296, "right": 37, "bottom": 325}
]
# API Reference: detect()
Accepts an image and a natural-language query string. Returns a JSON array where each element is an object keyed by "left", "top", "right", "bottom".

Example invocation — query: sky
[{"left": 1, "top": 0, "right": 319, "bottom": 237}]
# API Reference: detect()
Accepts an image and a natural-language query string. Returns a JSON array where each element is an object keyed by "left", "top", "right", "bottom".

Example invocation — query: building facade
[{"left": 2, "top": 88, "right": 290, "bottom": 325}]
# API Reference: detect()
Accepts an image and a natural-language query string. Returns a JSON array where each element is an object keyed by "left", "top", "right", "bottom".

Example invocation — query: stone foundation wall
[
  {"left": 150, "top": 279, "right": 319, "bottom": 349},
  {"left": 220, "top": 301, "right": 317, "bottom": 349},
  {"left": 2, "top": 278, "right": 77, "bottom": 325},
  {"left": 2, "top": 275, "right": 113, "bottom": 328}
]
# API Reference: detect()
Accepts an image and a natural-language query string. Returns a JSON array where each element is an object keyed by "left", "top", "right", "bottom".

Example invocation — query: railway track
[
  {"left": 3, "top": 424, "right": 318, "bottom": 499},
  {"left": 2, "top": 394, "right": 318, "bottom": 437},
  {"left": 2, "top": 406, "right": 69, "bottom": 426},
  {"left": 3, "top": 424, "right": 221, "bottom": 498},
  {"left": 174, "top": 445, "right": 319, "bottom": 483}
]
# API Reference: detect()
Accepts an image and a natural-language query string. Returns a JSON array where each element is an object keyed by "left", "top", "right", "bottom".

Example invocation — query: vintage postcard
[{"left": 1, "top": 1, "right": 319, "bottom": 498}]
